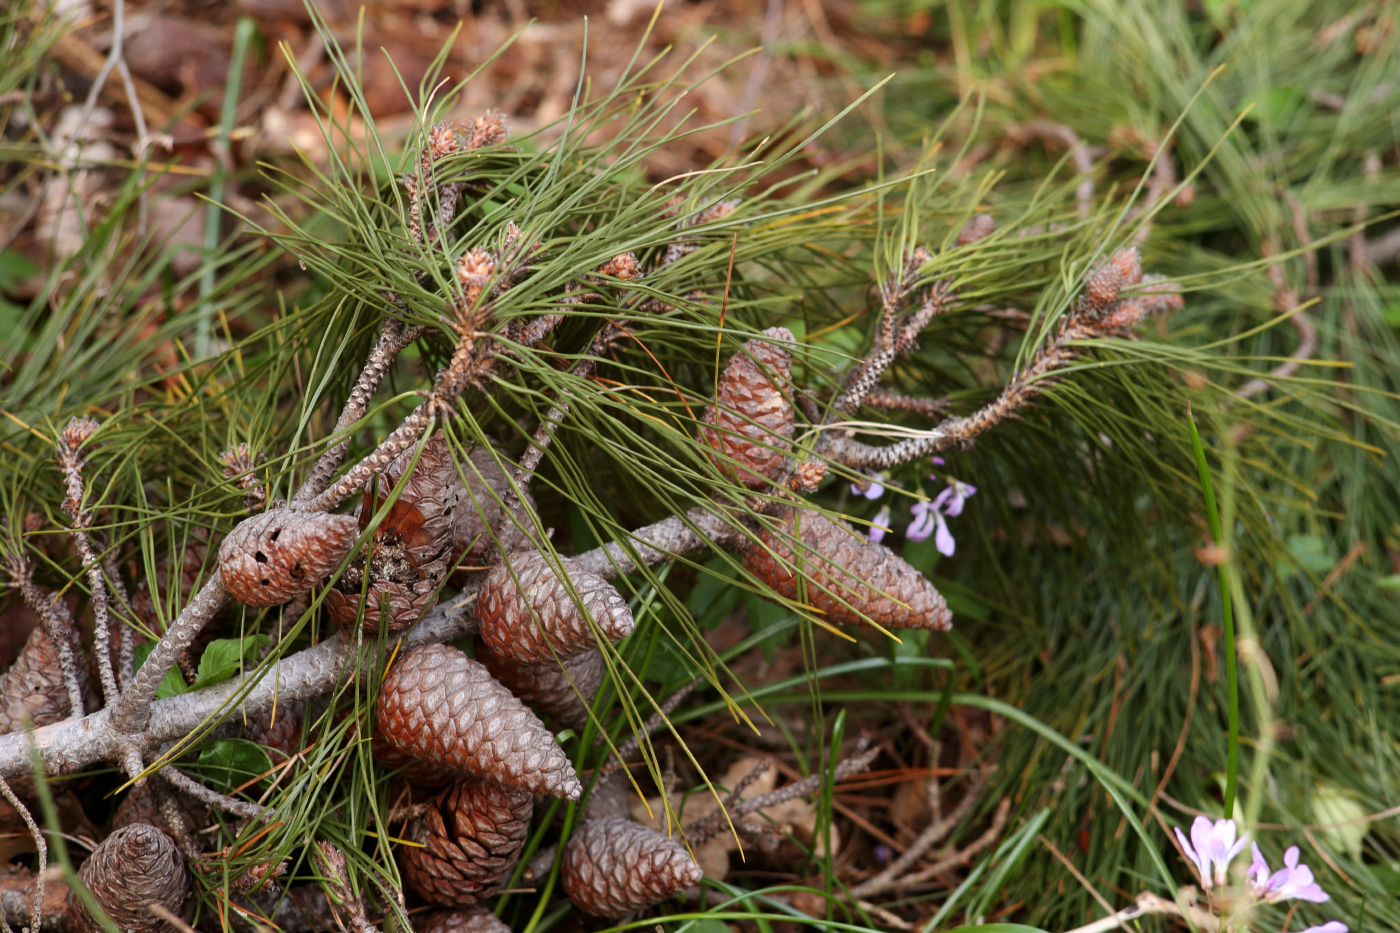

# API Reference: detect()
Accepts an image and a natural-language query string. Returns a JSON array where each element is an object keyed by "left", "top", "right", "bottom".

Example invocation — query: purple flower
[
  {"left": 851, "top": 477, "right": 884, "bottom": 499},
  {"left": 1249, "top": 843, "right": 1330, "bottom": 903},
  {"left": 1301, "top": 923, "right": 1347, "bottom": 933},
  {"left": 868, "top": 506, "right": 892, "bottom": 544},
  {"left": 909, "top": 479, "right": 977, "bottom": 556},
  {"left": 1173, "top": 817, "right": 1249, "bottom": 888}
]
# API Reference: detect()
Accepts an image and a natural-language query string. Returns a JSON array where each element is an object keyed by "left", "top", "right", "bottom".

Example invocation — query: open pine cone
[
  {"left": 744, "top": 507, "right": 953, "bottom": 631},
  {"left": 698, "top": 326, "right": 795, "bottom": 487},
  {"left": 400, "top": 779, "right": 533, "bottom": 907},
  {"left": 375, "top": 644, "right": 582, "bottom": 799},
  {"left": 560, "top": 817, "right": 703, "bottom": 917},
  {"left": 72, "top": 823, "right": 189, "bottom": 933},
  {"left": 477, "top": 551, "right": 633, "bottom": 665},
  {"left": 219, "top": 508, "right": 360, "bottom": 607}
]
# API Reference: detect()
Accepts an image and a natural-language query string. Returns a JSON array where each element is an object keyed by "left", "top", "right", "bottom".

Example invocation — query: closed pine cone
[
  {"left": 560, "top": 818, "right": 703, "bottom": 917},
  {"left": 449, "top": 443, "right": 538, "bottom": 583},
  {"left": 743, "top": 508, "right": 952, "bottom": 631},
  {"left": 375, "top": 644, "right": 582, "bottom": 799},
  {"left": 328, "top": 434, "right": 464, "bottom": 633},
  {"left": 0, "top": 626, "right": 78, "bottom": 733},
  {"left": 401, "top": 780, "right": 533, "bottom": 907},
  {"left": 72, "top": 824, "right": 189, "bottom": 933},
  {"left": 476, "top": 643, "right": 605, "bottom": 730},
  {"left": 698, "top": 327, "right": 794, "bottom": 487},
  {"left": 370, "top": 732, "right": 461, "bottom": 788},
  {"left": 219, "top": 509, "right": 360, "bottom": 607},
  {"left": 477, "top": 551, "right": 633, "bottom": 666},
  {"left": 416, "top": 907, "right": 512, "bottom": 933}
]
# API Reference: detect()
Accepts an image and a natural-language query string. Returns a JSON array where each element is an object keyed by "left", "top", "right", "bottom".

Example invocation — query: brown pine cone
[
  {"left": 371, "top": 733, "right": 462, "bottom": 788},
  {"left": 375, "top": 645, "right": 582, "bottom": 799},
  {"left": 698, "top": 327, "right": 795, "bottom": 487},
  {"left": 477, "top": 552, "right": 633, "bottom": 666},
  {"left": 476, "top": 643, "right": 604, "bottom": 731},
  {"left": 113, "top": 786, "right": 209, "bottom": 839},
  {"left": 328, "top": 434, "right": 463, "bottom": 633},
  {"left": 449, "top": 444, "right": 538, "bottom": 583},
  {"left": 417, "top": 907, "right": 512, "bottom": 933},
  {"left": 743, "top": 508, "right": 952, "bottom": 631},
  {"left": 219, "top": 509, "right": 359, "bottom": 607},
  {"left": 401, "top": 780, "right": 532, "bottom": 907},
  {"left": 0, "top": 625, "right": 77, "bottom": 734},
  {"left": 242, "top": 704, "right": 304, "bottom": 761},
  {"left": 72, "top": 824, "right": 189, "bottom": 933},
  {"left": 560, "top": 818, "right": 703, "bottom": 918}
]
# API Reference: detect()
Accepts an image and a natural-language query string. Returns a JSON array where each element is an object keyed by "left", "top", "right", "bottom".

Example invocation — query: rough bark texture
[
  {"left": 477, "top": 551, "right": 633, "bottom": 665},
  {"left": 400, "top": 780, "right": 533, "bottom": 907},
  {"left": 743, "top": 508, "right": 953, "bottom": 631},
  {"left": 560, "top": 817, "right": 703, "bottom": 918},
  {"left": 219, "top": 509, "right": 360, "bottom": 607},
  {"left": 698, "top": 327, "right": 795, "bottom": 487}
]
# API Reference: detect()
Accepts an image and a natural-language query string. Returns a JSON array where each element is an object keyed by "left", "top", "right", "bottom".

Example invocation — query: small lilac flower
[
  {"left": 1300, "top": 923, "right": 1347, "bottom": 933},
  {"left": 851, "top": 476, "right": 884, "bottom": 499},
  {"left": 1173, "top": 816, "right": 1249, "bottom": 888},
  {"left": 1249, "top": 843, "right": 1330, "bottom": 903},
  {"left": 933, "top": 479, "right": 977, "bottom": 518},
  {"left": 909, "top": 479, "right": 978, "bottom": 556},
  {"left": 868, "top": 506, "right": 892, "bottom": 544},
  {"left": 931, "top": 456, "right": 945, "bottom": 466},
  {"left": 874, "top": 844, "right": 893, "bottom": 864}
]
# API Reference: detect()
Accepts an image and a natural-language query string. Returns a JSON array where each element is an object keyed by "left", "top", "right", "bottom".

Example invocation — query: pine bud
[
  {"left": 219, "top": 509, "right": 359, "bottom": 607},
  {"left": 449, "top": 445, "right": 538, "bottom": 582},
  {"left": 401, "top": 780, "right": 533, "bottom": 907},
  {"left": 466, "top": 109, "right": 509, "bottom": 149},
  {"left": 72, "top": 824, "right": 189, "bottom": 933},
  {"left": 375, "top": 644, "right": 582, "bottom": 799},
  {"left": 476, "top": 643, "right": 605, "bottom": 730},
  {"left": 0, "top": 626, "right": 78, "bottom": 733},
  {"left": 560, "top": 818, "right": 703, "bottom": 917},
  {"left": 423, "top": 122, "right": 468, "bottom": 170},
  {"left": 417, "top": 907, "right": 512, "bottom": 933},
  {"left": 477, "top": 551, "right": 633, "bottom": 665},
  {"left": 698, "top": 327, "right": 795, "bottom": 487},
  {"left": 594, "top": 253, "right": 642, "bottom": 281},
  {"left": 743, "top": 508, "right": 953, "bottom": 631}
]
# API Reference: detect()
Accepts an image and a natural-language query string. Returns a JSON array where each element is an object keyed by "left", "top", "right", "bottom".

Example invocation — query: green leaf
[
  {"left": 195, "top": 739, "right": 274, "bottom": 794},
  {"left": 740, "top": 590, "right": 793, "bottom": 664},
  {"left": 1286, "top": 533, "right": 1334, "bottom": 576},
  {"left": 687, "top": 556, "right": 741, "bottom": 631},
  {"left": 194, "top": 635, "right": 273, "bottom": 690},
  {"left": 134, "top": 641, "right": 191, "bottom": 700}
]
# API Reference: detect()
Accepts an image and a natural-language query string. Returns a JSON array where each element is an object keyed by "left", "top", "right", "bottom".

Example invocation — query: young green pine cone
[
  {"left": 0, "top": 625, "right": 80, "bottom": 733},
  {"left": 449, "top": 443, "right": 538, "bottom": 583},
  {"left": 698, "top": 327, "right": 794, "bottom": 487},
  {"left": 400, "top": 779, "right": 533, "bottom": 907},
  {"left": 475, "top": 643, "right": 605, "bottom": 730},
  {"left": 743, "top": 508, "right": 953, "bottom": 631},
  {"left": 219, "top": 508, "right": 359, "bottom": 607},
  {"left": 375, "top": 644, "right": 582, "bottom": 799},
  {"left": 560, "top": 818, "right": 703, "bottom": 918},
  {"left": 416, "top": 907, "right": 512, "bottom": 933},
  {"left": 72, "top": 824, "right": 189, "bottom": 933},
  {"left": 477, "top": 552, "right": 633, "bottom": 665},
  {"left": 327, "top": 433, "right": 464, "bottom": 633}
]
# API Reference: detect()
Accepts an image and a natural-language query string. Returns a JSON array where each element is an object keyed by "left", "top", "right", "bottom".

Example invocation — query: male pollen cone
[
  {"left": 477, "top": 551, "right": 633, "bottom": 665},
  {"left": 375, "top": 644, "right": 583, "bottom": 799},
  {"left": 72, "top": 824, "right": 189, "bottom": 933},
  {"left": 743, "top": 508, "right": 953, "bottom": 631},
  {"left": 698, "top": 326, "right": 795, "bottom": 487},
  {"left": 416, "top": 907, "right": 512, "bottom": 933},
  {"left": 400, "top": 780, "right": 533, "bottom": 907},
  {"left": 219, "top": 508, "right": 359, "bottom": 607},
  {"left": 560, "top": 817, "right": 704, "bottom": 918},
  {"left": 476, "top": 642, "right": 605, "bottom": 731}
]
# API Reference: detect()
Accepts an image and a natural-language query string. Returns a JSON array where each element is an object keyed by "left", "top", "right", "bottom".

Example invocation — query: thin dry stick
[
  {"left": 889, "top": 797, "right": 1010, "bottom": 889},
  {"left": 101, "top": 551, "right": 137, "bottom": 691},
  {"left": 314, "top": 842, "right": 383, "bottom": 933},
  {"left": 72, "top": 0, "right": 147, "bottom": 232},
  {"left": 0, "top": 775, "right": 45, "bottom": 933},
  {"left": 159, "top": 766, "right": 267, "bottom": 819},
  {"left": 1008, "top": 122, "right": 1095, "bottom": 218}
]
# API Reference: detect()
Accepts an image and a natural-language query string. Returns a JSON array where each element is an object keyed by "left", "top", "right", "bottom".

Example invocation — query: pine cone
[
  {"left": 328, "top": 434, "right": 464, "bottom": 633},
  {"left": 417, "top": 907, "right": 512, "bottom": 933},
  {"left": 72, "top": 824, "right": 189, "bottom": 933},
  {"left": 476, "top": 643, "right": 605, "bottom": 730},
  {"left": 114, "top": 786, "right": 209, "bottom": 839},
  {"left": 400, "top": 780, "right": 533, "bottom": 907},
  {"left": 449, "top": 444, "right": 538, "bottom": 583},
  {"left": 375, "top": 644, "right": 582, "bottom": 799},
  {"left": 371, "top": 733, "right": 462, "bottom": 788},
  {"left": 219, "top": 509, "right": 359, "bottom": 607},
  {"left": 242, "top": 704, "right": 304, "bottom": 761},
  {"left": 743, "top": 508, "right": 952, "bottom": 631},
  {"left": 698, "top": 327, "right": 795, "bottom": 487},
  {"left": 560, "top": 818, "right": 703, "bottom": 917},
  {"left": 477, "top": 552, "right": 633, "bottom": 666},
  {"left": 0, "top": 625, "right": 77, "bottom": 734}
]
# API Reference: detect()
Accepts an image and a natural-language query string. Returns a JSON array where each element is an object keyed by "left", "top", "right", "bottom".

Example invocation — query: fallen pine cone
[
  {"left": 743, "top": 508, "right": 953, "bottom": 631},
  {"left": 416, "top": 907, "right": 512, "bottom": 933},
  {"left": 698, "top": 327, "right": 795, "bottom": 488},
  {"left": 0, "top": 625, "right": 81, "bottom": 734},
  {"left": 219, "top": 509, "right": 359, "bottom": 607},
  {"left": 400, "top": 780, "right": 533, "bottom": 907},
  {"left": 113, "top": 786, "right": 208, "bottom": 839},
  {"left": 375, "top": 644, "right": 582, "bottom": 799},
  {"left": 475, "top": 643, "right": 605, "bottom": 731},
  {"left": 72, "top": 824, "right": 189, "bottom": 933},
  {"left": 242, "top": 704, "right": 304, "bottom": 761},
  {"left": 560, "top": 817, "right": 703, "bottom": 918},
  {"left": 448, "top": 443, "right": 539, "bottom": 584},
  {"left": 477, "top": 551, "right": 633, "bottom": 665},
  {"left": 327, "top": 434, "right": 464, "bottom": 633}
]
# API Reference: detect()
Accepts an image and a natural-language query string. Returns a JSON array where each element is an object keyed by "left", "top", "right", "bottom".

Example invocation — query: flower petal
[
  {"left": 1174, "top": 825, "right": 1207, "bottom": 885},
  {"left": 1300, "top": 922, "right": 1347, "bottom": 933},
  {"left": 934, "top": 514, "right": 955, "bottom": 557}
]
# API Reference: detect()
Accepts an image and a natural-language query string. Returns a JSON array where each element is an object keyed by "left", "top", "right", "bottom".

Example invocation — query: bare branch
[
  {"left": 159, "top": 766, "right": 267, "bottom": 820},
  {"left": 0, "top": 776, "right": 45, "bottom": 933}
]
